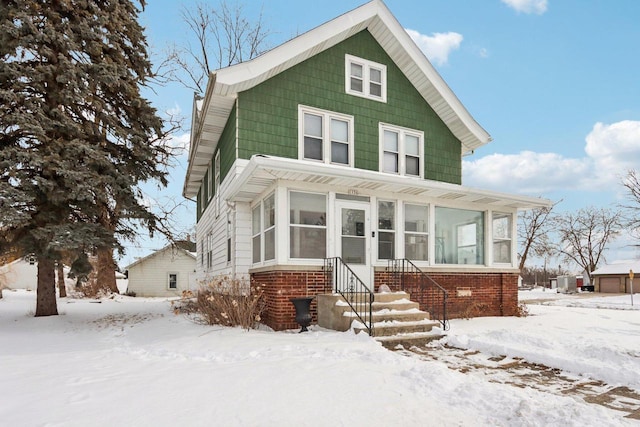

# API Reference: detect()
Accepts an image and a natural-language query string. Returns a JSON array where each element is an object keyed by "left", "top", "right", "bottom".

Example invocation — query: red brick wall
[
  {"left": 375, "top": 271, "right": 519, "bottom": 318},
  {"left": 251, "top": 270, "right": 332, "bottom": 331},
  {"left": 252, "top": 268, "right": 518, "bottom": 330}
]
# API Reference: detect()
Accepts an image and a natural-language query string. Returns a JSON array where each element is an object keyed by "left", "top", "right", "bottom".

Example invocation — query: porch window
[
  {"left": 377, "top": 200, "right": 395, "bottom": 260},
  {"left": 289, "top": 191, "right": 326, "bottom": 259},
  {"left": 252, "top": 193, "right": 276, "bottom": 264},
  {"left": 345, "top": 54, "right": 387, "bottom": 102},
  {"left": 299, "top": 106, "right": 353, "bottom": 166},
  {"left": 252, "top": 205, "right": 261, "bottom": 264},
  {"left": 435, "top": 207, "right": 484, "bottom": 265},
  {"left": 492, "top": 212, "right": 512, "bottom": 264},
  {"left": 404, "top": 204, "right": 428, "bottom": 261},
  {"left": 380, "top": 124, "right": 423, "bottom": 177},
  {"left": 264, "top": 194, "right": 275, "bottom": 261},
  {"left": 168, "top": 273, "right": 178, "bottom": 289}
]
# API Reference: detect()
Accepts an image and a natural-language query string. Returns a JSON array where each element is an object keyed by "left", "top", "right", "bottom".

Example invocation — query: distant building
[
  {"left": 125, "top": 241, "right": 197, "bottom": 297},
  {"left": 591, "top": 261, "right": 640, "bottom": 293}
]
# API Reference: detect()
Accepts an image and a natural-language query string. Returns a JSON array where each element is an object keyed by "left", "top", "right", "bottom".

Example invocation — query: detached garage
[
  {"left": 591, "top": 261, "right": 640, "bottom": 293},
  {"left": 125, "top": 241, "right": 197, "bottom": 297}
]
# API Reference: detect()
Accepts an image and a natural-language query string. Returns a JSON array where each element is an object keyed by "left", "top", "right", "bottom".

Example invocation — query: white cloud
[
  {"left": 463, "top": 151, "right": 589, "bottom": 195},
  {"left": 501, "top": 0, "right": 548, "bottom": 15},
  {"left": 479, "top": 48, "right": 489, "bottom": 59},
  {"left": 406, "top": 29, "right": 463, "bottom": 66},
  {"left": 168, "top": 132, "right": 191, "bottom": 156},
  {"left": 585, "top": 121, "right": 640, "bottom": 174},
  {"left": 463, "top": 120, "right": 640, "bottom": 195}
]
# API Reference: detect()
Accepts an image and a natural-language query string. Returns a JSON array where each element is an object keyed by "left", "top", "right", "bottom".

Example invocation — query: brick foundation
[
  {"left": 252, "top": 268, "right": 519, "bottom": 331},
  {"left": 375, "top": 271, "right": 519, "bottom": 318},
  {"left": 251, "top": 270, "right": 332, "bottom": 331}
]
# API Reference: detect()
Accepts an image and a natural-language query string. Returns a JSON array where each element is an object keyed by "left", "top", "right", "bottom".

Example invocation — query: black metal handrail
[
  {"left": 387, "top": 259, "right": 449, "bottom": 330},
  {"left": 324, "top": 257, "right": 374, "bottom": 336}
]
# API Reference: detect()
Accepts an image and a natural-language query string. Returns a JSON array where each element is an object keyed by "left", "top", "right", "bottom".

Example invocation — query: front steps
[{"left": 317, "top": 292, "right": 443, "bottom": 350}]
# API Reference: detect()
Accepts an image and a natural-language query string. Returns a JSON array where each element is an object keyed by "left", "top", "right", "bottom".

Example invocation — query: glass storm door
[{"left": 335, "top": 200, "right": 372, "bottom": 287}]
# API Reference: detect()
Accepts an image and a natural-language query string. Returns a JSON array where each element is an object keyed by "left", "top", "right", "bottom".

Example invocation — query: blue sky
[{"left": 121, "top": 0, "right": 640, "bottom": 268}]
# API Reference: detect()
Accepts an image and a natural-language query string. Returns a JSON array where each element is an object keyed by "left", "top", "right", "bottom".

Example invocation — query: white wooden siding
[{"left": 127, "top": 247, "right": 196, "bottom": 297}]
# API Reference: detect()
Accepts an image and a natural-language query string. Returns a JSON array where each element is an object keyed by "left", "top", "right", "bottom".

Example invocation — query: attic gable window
[
  {"left": 345, "top": 54, "right": 387, "bottom": 102},
  {"left": 379, "top": 123, "right": 423, "bottom": 178},
  {"left": 298, "top": 106, "right": 354, "bottom": 167}
]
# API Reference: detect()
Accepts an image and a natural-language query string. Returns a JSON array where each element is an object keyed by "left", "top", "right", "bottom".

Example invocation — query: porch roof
[{"left": 227, "top": 156, "right": 552, "bottom": 211}]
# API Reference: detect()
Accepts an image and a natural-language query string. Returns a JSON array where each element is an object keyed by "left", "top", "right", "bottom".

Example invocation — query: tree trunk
[
  {"left": 36, "top": 257, "right": 58, "bottom": 316},
  {"left": 56, "top": 262, "right": 66, "bottom": 298},
  {"left": 97, "top": 246, "right": 118, "bottom": 294}
]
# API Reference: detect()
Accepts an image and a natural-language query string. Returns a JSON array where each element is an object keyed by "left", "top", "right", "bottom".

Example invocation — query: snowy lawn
[{"left": 1, "top": 288, "right": 639, "bottom": 426}]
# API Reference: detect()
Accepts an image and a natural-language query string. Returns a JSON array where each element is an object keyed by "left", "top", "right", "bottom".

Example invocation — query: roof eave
[{"left": 227, "top": 155, "right": 552, "bottom": 211}]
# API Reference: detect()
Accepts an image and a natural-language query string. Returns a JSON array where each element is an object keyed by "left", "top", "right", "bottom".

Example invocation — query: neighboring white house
[
  {"left": 0, "top": 257, "right": 72, "bottom": 292},
  {"left": 125, "top": 242, "right": 197, "bottom": 297}
]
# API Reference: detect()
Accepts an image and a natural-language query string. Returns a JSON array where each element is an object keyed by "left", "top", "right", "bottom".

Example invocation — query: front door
[{"left": 335, "top": 200, "right": 372, "bottom": 287}]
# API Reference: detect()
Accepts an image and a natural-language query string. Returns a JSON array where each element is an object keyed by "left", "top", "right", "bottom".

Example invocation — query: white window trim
[
  {"left": 376, "top": 199, "right": 396, "bottom": 262},
  {"left": 207, "top": 161, "right": 213, "bottom": 201},
  {"left": 251, "top": 193, "right": 277, "bottom": 266},
  {"left": 214, "top": 150, "right": 221, "bottom": 217},
  {"left": 167, "top": 272, "right": 178, "bottom": 290},
  {"left": 491, "top": 211, "right": 513, "bottom": 265},
  {"left": 287, "top": 189, "right": 328, "bottom": 262},
  {"left": 404, "top": 202, "right": 430, "bottom": 263},
  {"left": 379, "top": 123, "right": 424, "bottom": 178},
  {"left": 298, "top": 105, "right": 354, "bottom": 167},
  {"left": 345, "top": 54, "right": 387, "bottom": 103},
  {"left": 251, "top": 203, "right": 261, "bottom": 265}
]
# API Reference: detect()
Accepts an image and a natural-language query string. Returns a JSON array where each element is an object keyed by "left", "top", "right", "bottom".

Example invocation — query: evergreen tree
[{"left": 0, "top": 0, "right": 172, "bottom": 315}]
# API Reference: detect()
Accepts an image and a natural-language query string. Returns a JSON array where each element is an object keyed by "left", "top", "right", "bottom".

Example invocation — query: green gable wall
[
  {"left": 237, "top": 30, "right": 462, "bottom": 184},
  {"left": 219, "top": 103, "right": 237, "bottom": 180}
]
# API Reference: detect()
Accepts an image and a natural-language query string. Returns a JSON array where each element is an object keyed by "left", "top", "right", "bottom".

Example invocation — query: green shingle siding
[
  {"left": 235, "top": 29, "right": 461, "bottom": 184},
  {"left": 219, "top": 104, "right": 237, "bottom": 180}
]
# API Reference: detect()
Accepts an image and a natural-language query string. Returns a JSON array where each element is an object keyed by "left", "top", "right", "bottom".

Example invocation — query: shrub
[
  {"left": 516, "top": 302, "right": 530, "bottom": 317},
  {"left": 193, "top": 276, "right": 265, "bottom": 330}
]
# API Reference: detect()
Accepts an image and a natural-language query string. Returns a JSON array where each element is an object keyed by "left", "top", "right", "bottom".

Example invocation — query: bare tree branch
[
  {"left": 552, "top": 207, "right": 623, "bottom": 281},
  {"left": 165, "top": 0, "right": 272, "bottom": 95},
  {"left": 517, "top": 201, "right": 559, "bottom": 271}
]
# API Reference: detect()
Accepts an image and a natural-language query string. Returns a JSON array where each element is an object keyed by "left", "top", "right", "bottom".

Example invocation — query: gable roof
[
  {"left": 125, "top": 243, "right": 196, "bottom": 271},
  {"left": 184, "top": 0, "right": 491, "bottom": 198}
]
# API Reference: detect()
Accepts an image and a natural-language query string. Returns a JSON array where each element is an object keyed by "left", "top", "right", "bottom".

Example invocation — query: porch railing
[
  {"left": 324, "top": 257, "right": 374, "bottom": 336},
  {"left": 387, "top": 259, "right": 449, "bottom": 330}
]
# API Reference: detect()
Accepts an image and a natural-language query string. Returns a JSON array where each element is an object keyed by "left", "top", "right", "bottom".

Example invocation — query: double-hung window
[
  {"left": 345, "top": 54, "right": 387, "bottom": 102},
  {"left": 492, "top": 212, "right": 512, "bottom": 264},
  {"left": 168, "top": 273, "right": 178, "bottom": 290},
  {"left": 214, "top": 151, "right": 220, "bottom": 216},
  {"left": 289, "top": 191, "right": 327, "bottom": 259},
  {"left": 380, "top": 124, "right": 423, "bottom": 177},
  {"left": 299, "top": 106, "right": 353, "bottom": 166},
  {"left": 377, "top": 201, "right": 395, "bottom": 260},
  {"left": 252, "top": 193, "right": 276, "bottom": 264},
  {"left": 207, "top": 161, "right": 213, "bottom": 201},
  {"left": 404, "top": 204, "right": 429, "bottom": 261}
]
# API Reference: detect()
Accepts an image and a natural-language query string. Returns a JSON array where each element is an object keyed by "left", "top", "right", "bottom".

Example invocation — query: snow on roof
[{"left": 591, "top": 261, "right": 640, "bottom": 276}]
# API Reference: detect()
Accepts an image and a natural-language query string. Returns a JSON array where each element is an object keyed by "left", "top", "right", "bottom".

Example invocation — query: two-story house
[{"left": 183, "top": 0, "right": 550, "bottom": 331}]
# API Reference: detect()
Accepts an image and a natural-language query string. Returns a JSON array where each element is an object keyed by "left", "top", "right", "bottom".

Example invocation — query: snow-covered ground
[{"left": 1, "top": 288, "right": 639, "bottom": 426}]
